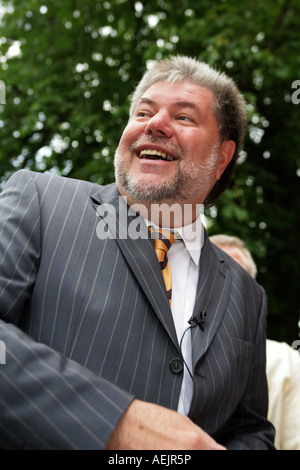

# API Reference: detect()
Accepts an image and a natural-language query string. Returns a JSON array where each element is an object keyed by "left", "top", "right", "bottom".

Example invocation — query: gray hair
[
  {"left": 210, "top": 234, "right": 257, "bottom": 279},
  {"left": 129, "top": 56, "right": 248, "bottom": 207}
]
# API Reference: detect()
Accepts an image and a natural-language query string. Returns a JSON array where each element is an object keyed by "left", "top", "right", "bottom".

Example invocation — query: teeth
[{"left": 139, "top": 149, "right": 175, "bottom": 161}]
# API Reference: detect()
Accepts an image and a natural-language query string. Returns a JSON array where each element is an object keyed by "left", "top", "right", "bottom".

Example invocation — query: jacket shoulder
[{"left": 5, "top": 169, "right": 100, "bottom": 195}]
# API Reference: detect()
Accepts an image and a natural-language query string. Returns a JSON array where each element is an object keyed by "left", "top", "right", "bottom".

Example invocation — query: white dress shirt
[{"left": 146, "top": 215, "right": 204, "bottom": 415}]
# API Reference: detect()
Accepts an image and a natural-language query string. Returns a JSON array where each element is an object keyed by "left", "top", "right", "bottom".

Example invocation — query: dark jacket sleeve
[{"left": 0, "top": 170, "right": 134, "bottom": 449}]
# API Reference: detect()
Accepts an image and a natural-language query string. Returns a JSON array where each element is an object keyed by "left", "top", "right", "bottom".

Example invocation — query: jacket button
[{"left": 169, "top": 357, "right": 184, "bottom": 374}]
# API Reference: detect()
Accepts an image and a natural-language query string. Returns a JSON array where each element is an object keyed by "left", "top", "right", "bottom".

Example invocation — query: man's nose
[{"left": 145, "top": 112, "right": 173, "bottom": 138}]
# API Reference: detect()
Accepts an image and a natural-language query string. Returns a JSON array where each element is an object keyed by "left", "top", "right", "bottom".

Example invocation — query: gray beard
[{"left": 114, "top": 143, "right": 220, "bottom": 205}]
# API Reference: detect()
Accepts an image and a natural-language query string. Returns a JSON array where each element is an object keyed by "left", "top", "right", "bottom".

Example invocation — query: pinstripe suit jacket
[{"left": 0, "top": 169, "right": 275, "bottom": 449}]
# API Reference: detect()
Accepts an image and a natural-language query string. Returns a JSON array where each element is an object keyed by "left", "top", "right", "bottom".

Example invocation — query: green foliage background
[{"left": 0, "top": 0, "right": 299, "bottom": 344}]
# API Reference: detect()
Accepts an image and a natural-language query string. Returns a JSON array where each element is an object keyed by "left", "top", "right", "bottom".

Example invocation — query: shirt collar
[
  {"left": 174, "top": 216, "right": 203, "bottom": 266},
  {"left": 145, "top": 212, "right": 204, "bottom": 266}
]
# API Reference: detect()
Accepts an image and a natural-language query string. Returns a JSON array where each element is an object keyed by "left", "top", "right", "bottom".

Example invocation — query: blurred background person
[{"left": 210, "top": 234, "right": 300, "bottom": 450}]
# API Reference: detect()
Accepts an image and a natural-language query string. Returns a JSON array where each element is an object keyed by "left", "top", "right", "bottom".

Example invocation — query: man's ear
[{"left": 215, "top": 140, "right": 236, "bottom": 180}]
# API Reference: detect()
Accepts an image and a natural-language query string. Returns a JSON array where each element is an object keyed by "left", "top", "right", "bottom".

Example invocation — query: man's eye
[
  {"left": 178, "top": 115, "right": 193, "bottom": 122},
  {"left": 137, "top": 111, "right": 150, "bottom": 117}
]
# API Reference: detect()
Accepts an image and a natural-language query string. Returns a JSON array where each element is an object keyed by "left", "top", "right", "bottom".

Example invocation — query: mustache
[{"left": 129, "top": 136, "right": 184, "bottom": 161}]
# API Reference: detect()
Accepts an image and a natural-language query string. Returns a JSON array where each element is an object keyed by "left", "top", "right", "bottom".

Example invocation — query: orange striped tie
[{"left": 149, "top": 228, "right": 176, "bottom": 304}]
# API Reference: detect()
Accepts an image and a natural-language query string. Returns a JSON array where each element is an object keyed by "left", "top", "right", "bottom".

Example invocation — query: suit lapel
[
  {"left": 191, "top": 232, "right": 231, "bottom": 369},
  {"left": 90, "top": 183, "right": 180, "bottom": 351}
]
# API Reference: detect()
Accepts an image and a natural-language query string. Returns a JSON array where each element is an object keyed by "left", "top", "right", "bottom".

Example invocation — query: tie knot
[
  {"left": 149, "top": 228, "right": 176, "bottom": 253},
  {"left": 149, "top": 228, "right": 177, "bottom": 265}
]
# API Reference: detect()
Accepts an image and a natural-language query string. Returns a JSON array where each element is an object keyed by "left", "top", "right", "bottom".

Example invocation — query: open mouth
[{"left": 138, "top": 149, "right": 176, "bottom": 162}]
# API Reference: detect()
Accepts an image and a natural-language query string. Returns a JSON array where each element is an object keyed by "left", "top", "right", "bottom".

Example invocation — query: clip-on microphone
[{"left": 188, "top": 310, "right": 206, "bottom": 331}]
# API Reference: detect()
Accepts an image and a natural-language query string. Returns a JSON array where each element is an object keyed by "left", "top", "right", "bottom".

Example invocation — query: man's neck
[{"left": 119, "top": 191, "right": 203, "bottom": 229}]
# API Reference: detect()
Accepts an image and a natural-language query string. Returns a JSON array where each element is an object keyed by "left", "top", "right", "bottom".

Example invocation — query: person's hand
[{"left": 105, "top": 399, "right": 226, "bottom": 450}]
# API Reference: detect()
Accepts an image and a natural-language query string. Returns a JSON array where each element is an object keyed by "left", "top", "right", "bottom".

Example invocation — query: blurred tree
[{"left": 0, "top": 0, "right": 299, "bottom": 343}]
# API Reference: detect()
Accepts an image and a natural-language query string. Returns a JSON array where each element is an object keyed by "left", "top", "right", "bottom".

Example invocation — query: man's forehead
[
  {"left": 142, "top": 79, "right": 214, "bottom": 96},
  {"left": 139, "top": 80, "right": 215, "bottom": 108}
]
